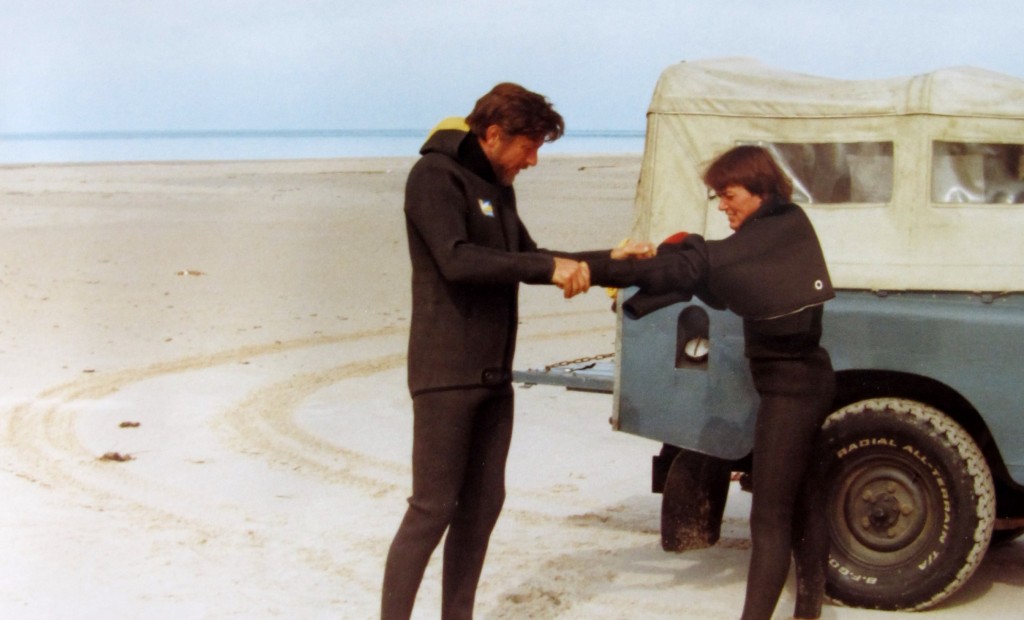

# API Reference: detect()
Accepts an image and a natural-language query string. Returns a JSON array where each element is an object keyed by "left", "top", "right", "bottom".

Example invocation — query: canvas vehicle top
[{"left": 634, "top": 56, "right": 1024, "bottom": 292}]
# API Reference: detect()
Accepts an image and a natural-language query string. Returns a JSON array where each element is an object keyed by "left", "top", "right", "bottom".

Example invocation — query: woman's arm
[{"left": 588, "top": 237, "right": 708, "bottom": 295}]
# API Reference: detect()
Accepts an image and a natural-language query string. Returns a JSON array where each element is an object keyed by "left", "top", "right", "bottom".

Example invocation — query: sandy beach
[{"left": 1, "top": 156, "right": 1021, "bottom": 619}]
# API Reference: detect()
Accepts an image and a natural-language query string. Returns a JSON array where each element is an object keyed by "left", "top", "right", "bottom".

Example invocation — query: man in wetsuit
[{"left": 382, "top": 83, "right": 607, "bottom": 620}]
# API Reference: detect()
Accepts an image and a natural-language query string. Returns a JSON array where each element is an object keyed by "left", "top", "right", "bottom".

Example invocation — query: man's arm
[{"left": 405, "top": 163, "right": 556, "bottom": 285}]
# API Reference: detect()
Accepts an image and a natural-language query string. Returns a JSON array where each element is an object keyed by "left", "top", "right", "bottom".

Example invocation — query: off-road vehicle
[{"left": 517, "top": 57, "right": 1024, "bottom": 610}]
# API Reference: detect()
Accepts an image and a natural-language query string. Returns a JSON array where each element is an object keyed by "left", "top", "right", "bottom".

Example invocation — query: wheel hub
[{"left": 844, "top": 467, "right": 928, "bottom": 554}]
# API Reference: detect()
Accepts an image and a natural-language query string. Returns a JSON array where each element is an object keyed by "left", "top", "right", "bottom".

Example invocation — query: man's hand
[
  {"left": 610, "top": 239, "right": 656, "bottom": 260},
  {"left": 552, "top": 257, "right": 590, "bottom": 298}
]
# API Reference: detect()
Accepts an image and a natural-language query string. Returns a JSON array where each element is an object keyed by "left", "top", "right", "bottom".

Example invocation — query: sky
[{"left": 2, "top": 0, "right": 1023, "bottom": 134}]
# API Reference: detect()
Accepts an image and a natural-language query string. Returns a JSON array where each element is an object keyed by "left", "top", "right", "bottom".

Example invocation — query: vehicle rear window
[
  {"left": 932, "top": 141, "right": 1024, "bottom": 204},
  {"left": 745, "top": 141, "right": 894, "bottom": 205}
]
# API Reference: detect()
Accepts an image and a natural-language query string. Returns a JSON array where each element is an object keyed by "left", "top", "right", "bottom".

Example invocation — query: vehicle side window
[
  {"left": 744, "top": 141, "right": 894, "bottom": 204},
  {"left": 932, "top": 141, "right": 1024, "bottom": 204}
]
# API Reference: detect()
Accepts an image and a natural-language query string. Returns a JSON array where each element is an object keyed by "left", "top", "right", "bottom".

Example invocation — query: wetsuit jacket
[
  {"left": 589, "top": 199, "right": 834, "bottom": 358},
  {"left": 404, "top": 124, "right": 605, "bottom": 395}
]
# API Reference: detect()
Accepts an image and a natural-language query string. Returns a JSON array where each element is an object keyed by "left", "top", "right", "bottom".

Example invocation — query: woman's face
[{"left": 715, "top": 184, "right": 763, "bottom": 230}]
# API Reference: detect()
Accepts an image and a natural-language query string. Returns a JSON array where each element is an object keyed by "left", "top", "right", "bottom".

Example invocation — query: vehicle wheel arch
[
  {"left": 833, "top": 369, "right": 1007, "bottom": 479},
  {"left": 832, "top": 369, "right": 1024, "bottom": 533}
]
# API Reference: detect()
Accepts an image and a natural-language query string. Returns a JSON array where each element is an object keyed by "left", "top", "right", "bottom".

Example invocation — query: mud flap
[{"left": 660, "top": 449, "right": 732, "bottom": 552}]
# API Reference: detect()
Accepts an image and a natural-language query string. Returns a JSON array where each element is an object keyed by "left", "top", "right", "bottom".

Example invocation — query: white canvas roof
[
  {"left": 649, "top": 57, "right": 1024, "bottom": 120},
  {"left": 634, "top": 58, "right": 1024, "bottom": 292}
]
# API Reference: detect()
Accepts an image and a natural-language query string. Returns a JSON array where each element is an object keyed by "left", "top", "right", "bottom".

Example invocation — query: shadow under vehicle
[{"left": 516, "top": 57, "right": 1024, "bottom": 611}]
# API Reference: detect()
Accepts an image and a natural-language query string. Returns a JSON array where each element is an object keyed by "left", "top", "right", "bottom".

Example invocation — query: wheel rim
[{"left": 831, "top": 455, "right": 939, "bottom": 567}]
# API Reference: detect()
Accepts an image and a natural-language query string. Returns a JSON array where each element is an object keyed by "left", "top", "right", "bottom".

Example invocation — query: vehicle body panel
[{"left": 610, "top": 289, "right": 1024, "bottom": 483}]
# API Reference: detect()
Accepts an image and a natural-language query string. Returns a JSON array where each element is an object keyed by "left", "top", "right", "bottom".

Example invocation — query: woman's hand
[{"left": 610, "top": 239, "right": 656, "bottom": 260}]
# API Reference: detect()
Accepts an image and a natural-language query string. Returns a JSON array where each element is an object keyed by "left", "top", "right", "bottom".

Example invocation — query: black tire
[
  {"left": 820, "top": 398, "right": 995, "bottom": 611},
  {"left": 660, "top": 449, "right": 731, "bottom": 552}
]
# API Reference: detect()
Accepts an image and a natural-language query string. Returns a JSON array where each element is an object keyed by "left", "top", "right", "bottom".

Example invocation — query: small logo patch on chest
[{"left": 478, "top": 199, "right": 495, "bottom": 217}]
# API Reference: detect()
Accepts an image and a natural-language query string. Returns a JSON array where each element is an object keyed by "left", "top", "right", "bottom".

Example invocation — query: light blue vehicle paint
[{"left": 611, "top": 289, "right": 1024, "bottom": 485}]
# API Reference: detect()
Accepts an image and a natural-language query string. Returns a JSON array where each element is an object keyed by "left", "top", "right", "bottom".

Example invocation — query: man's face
[
  {"left": 715, "top": 184, "right": 763, "bottom": 230},
  {"left": 481, "top": 127, "right": 543, "bottom": 186}
]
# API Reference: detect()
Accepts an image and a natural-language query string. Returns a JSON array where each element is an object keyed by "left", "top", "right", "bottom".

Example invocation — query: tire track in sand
[
  {"left": 215, "top": 351, "right": 410, "bottom": 495},
  {"left": 213, "top": 321, "right": 617, "bottom": 500},
  {"left": 0, "top": 313, "right": 633, "bottom": 586},
  {"left": 0, "top": 325, "right": 405, "bottom": 538}
]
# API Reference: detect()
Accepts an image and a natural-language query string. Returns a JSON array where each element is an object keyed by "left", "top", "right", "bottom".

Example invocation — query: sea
[{"left": 0, "top": 129, "right": 645, "bottom": 165}]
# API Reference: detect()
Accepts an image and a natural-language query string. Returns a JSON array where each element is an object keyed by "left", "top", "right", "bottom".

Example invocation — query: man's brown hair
[{"left": 466, "top": 83, "right": 565, "bottom": 142}]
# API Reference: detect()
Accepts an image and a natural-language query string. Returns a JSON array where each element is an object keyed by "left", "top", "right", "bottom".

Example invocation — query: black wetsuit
[
  {"left": 589, "top": 199, "right": 836, "bottom": 620},
  {"left": 383, "top": 124, "right": 605, "bottom": 620}
]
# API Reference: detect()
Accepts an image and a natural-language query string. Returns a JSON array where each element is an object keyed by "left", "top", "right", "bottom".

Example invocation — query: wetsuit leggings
[
  {"left": 382, "top": 384, "right": 514, "bottom": 620},
  {"left": 741, "top": 349, "right": 835, "bottom": 620}
]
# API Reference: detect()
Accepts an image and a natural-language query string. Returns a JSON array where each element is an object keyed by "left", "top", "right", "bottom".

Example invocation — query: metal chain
[{"left": 544, "top": 352, "right": 614, "bottom": 372}]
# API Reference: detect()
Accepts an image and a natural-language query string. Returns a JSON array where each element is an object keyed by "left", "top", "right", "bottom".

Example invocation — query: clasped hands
[{"left": 551, "top": 240, "right": 655, "bottom": 299}]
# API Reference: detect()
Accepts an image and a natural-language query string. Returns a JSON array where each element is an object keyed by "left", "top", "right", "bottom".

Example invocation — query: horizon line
[{"left": 1, "top": 128, "right": 646, "bottom": 141}]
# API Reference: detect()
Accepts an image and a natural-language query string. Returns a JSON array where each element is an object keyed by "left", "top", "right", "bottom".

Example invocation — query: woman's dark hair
[
  {"left": 702, "top": 145, "right": 793, "bottom": 202},
  {"left": 466, "top": 83, "right": 565, "bottom": 142}
]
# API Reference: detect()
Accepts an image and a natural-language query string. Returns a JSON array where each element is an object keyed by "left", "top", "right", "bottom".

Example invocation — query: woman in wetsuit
[{"left": 583, "top": 145, "right": 836, "bottom": 620}]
